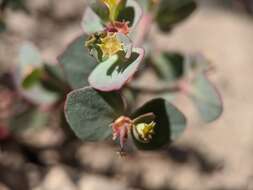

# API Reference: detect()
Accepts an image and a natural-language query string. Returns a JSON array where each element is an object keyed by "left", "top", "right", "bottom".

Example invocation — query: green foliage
[
  {"left": 156, "top": 0, "right": 197, "bottom": 32},
  {"left": 152, "top": 52, "right": 185, "bottom": 82},
  {"left": 82, "top": 0, "right": 142, "bottom": 34},
  {"left": 89, "top": 0, "right": 110, "bottom": 22},
  {"left": 65, "top": 87, "right": 186, "bottom": 150},
  {"left": 43, "top": 64, "right": 66, "bottom": 85},
  {"left": 131, "top": 99, "right": 186, "bottom": 150},
  {"left": 18, "top": 42, "right": 59, "bottom": 105},
  {"left": 188, "top": 73, "right": 223, "bottom": 122},
  {"left": 11, "top": 0, "right": 224, "bottom": 153},
  {"left": 40, "top": 64, "right": 68, "bottom": 95},
  {"left": 82, "top": 7, "right": 105, "bottom": 34},
  {"left": 22, "top": 68, "right": 43, "bottom": 89},
  {"left": 117, "top": 0, "right": 142, "bottom": 30},
  {"left": 19, "top": 42, "right": 42, "bottom": 68},
  {"left": 58, "top": 35, "right": 96, "bottom": 89},
  {"left": 10, "top": 107, "right": 49, "bottom": 133},
  {"left": 88, "top": 48, "right": 144, "bottom": 91},
  {"left": 65, "top": 87, "right": 124, "bottom": 141}
]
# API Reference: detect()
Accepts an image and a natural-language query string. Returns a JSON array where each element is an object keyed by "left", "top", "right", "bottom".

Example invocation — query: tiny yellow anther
[
  {"left": 98, "top": 33, "right": 123, "bottom": 58},
  {"left": 134, "top": 121, "right": 156, "bottom": 142}
]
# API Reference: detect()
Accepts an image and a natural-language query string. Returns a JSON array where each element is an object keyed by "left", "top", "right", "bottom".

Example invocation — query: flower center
[
  {"left": 133, "top": 121, "right": 156, "bottom": 143},
  {"left": 98, "top": 33, "right": 123, "bottom": 58}
]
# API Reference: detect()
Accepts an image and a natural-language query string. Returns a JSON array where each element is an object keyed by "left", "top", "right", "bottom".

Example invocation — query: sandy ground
[{"left": 1, "top": 1, "right": 253, "bottom": 190}]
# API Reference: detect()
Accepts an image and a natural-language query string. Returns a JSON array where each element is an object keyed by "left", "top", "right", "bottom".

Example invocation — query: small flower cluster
[
  {"left": 111, "top": 115, "right": 156, "bottom": 151},
  {"left": 85, "top": 0, "right": 131, "bottom": 60}
]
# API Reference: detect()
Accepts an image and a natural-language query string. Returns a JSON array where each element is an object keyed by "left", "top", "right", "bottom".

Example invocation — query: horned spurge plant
[{"left": 3, "top": 0, "right": 223, "bottom": 153}]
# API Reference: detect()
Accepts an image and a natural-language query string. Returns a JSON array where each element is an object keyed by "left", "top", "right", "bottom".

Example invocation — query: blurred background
[{"left": 1, "top": 0, "right": 253, "bottom": 190}]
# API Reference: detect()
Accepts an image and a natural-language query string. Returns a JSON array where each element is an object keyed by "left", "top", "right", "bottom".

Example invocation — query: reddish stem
[{"left": 134, "top": 13, "right": 153, "bottom": 47}]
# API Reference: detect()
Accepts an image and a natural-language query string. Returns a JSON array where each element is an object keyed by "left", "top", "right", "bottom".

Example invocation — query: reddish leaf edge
[{"left": 88, "top": 47, "right": 145, "bottom": 92}]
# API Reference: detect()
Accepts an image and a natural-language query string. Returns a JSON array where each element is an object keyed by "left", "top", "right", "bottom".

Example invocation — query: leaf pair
[
  {"left": 155, "top": 0, "right": 197, "bottom": 32},
  {"left": 65, "top": 87, "right": 186, "bottom": 150},
  {"left": 152, "top": 52, "right": 223, "bottom": 123},
  {"left": 17, "top": 42, "right": 59, "bottom": 106}
]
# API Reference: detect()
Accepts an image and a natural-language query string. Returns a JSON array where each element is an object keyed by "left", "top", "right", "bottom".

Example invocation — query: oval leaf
[
  {"left": 19, "top": 42, "right": 42, "bottom": 68},
  {"left": 185, "top": 53, "right": 211, "bottom": 78},
  {"left": 65, "top": 87, "right": 125, "bottom": 141},
  {"left": 82, "top": 7, "right": 105, "bottom": 34},
  {"left": 43, "top": 63, "right": 66, "bottom": 83},
  {"left": 10, "top": 108, "right": 49, "bottom": 133},
  {"left": 130, "top": 98, "right": 186, "bottom": 150},
  {"left": 88, "top": 47, "right": 144, "bottom": 91},
  {"left": 156, "top": 0, "right": 197, "bottom": 32},
  {"left": 118, "top": 0, "right": 142, "bottom": 31},
  {"left": 188, "top": 73, "right": 223, "bottom": 122},
  {"left": 58, "top": 35, "right": 97, "bottom": 89},
  {"left": 152, "top": 52, "right": 185, "bottom": 82},
  {"left": 17, "top": 42, "right": 58, "bottom": 105},
  {"left": 89, "top": 0, "right": 110, "bottom": 22}
]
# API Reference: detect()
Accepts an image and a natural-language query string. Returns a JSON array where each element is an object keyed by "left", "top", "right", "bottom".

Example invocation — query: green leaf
[
  {"left": 21, "top": 85, "right": 59, "bottom": 105},
  {"left": 90, "top": 0, "right": 110, "bottom": 22},
  {"left": 19, "top": 42, "right": 42, "bottom": 68},
  {"left": 17, "top": 42, "right": 58, "bottom": 105},
  {"left": 152, "top": 52, "right": 185, "bottom": 82},
  {"left": 10, "top": 107, "right": 49, "bottom": 133},
  {"left": 58, "top": 35, "right": 97, "bottom": 89},
  {"left": 117, "top": 0, "right": 142, "bottom": 30},
  {"left": 40, "top": 64, "right": 68, "bottom": 95},
  {"left": 43, "top": 63, "right": 66, "bottom": 83},
  {"left": 130, "top": 98, "right": 186, "bottom": 150},
  {"left": 114, "top": 0, "right": 127, "bottom": 19},
  {"left": 82, "top": 6, "right": 105, "bottom": 34},
  {"left": 185, "top": 53, "right": 211, "bottom": 78},
  {"left": 88, "top": 47, "right": 144, "bottom": 91},
  {"left": 65, "top": 87, "right": 125, "bottom": 141},
  {"left": 188, "top": 73, "right": 223, "bottom": 123},
  {"left": 22, "top": 68, "right": 42, "bottom": 89},
  {"left": 156, "top": 0, "right": 197, "bottom": 32}
]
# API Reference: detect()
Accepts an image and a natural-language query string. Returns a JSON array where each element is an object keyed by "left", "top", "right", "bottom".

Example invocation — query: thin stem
[
  {"left": 127, "top": 82, "right": 181, "bottom": 94},
  {"left": 134, "top": 13, "right": 153, "bottom": 47}
]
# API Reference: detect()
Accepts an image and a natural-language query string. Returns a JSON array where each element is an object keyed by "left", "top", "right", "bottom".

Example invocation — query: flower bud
[
  {"left": 111, "top": 116, "right": 133, "bottom": 150},
  {"left": 133, "top": 121, "right": 156, "bottom": 143}
]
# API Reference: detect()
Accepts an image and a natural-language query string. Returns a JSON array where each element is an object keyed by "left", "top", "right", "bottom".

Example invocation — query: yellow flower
[
  {"left": 134, "top": 121, "right": 156, "bottom": 142},
  {"left": 98, "top": 33, "right": 123, "bottom": 58}
]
